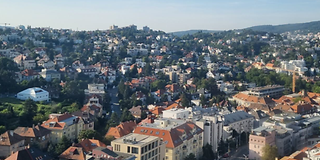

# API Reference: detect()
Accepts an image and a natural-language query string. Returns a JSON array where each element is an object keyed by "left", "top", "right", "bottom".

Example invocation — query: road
[
  {"left": 108, "top": 86, "right": 121, "bottom": 117},
  {"left": 229, "top": 145, "right": 249, "bottom": 160}
]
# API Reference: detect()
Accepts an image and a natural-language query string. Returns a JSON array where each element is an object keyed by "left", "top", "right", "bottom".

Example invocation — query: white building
[
  {"left": 84, "top": 84, "right": 106, "bottom": 96},
  {"left": 162, "top": 108, "right": 190, "bottom": 119},
  {"left": 280, "top": 60, "right": 308, "bottom": 75},
  {"left": 17, "top": 87, "right": 50, "bottom": 102}
]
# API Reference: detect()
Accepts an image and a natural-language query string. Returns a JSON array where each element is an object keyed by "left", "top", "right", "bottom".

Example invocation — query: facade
[
  {"left": 195, "top": 115, "right": 224, "bottom": 153},
  {"left": 16, "top": 87, "right": 50, "bottom": 102},
  {"left": 41, "top": 113, "right": 94, "bottom": 144},
  {"left": 39, "top": 69, "right": 61, "bottom": 82},
  {"left": 133, "top": 118, "right": 203, "bottom": 160},
  {"left": 84, "top": 84, "right": 106, "bottom": 96},
  {"left": 0, "top": 131, "right": 25, "bottom": 159},
  {"left": 14, "top": 125, "right": 51, "bottom": 149},
  {"left": 248, "top": 85, "right": 285, "bottom": 98},
  {"left": 111, "top": 133, "right": 165, "bottom": 160},
  {"left": 249, "top": 126, "right": 276, "bottom": 160},
  {"left": 162, "top": 108, "right": 190, "bottom": 120}
]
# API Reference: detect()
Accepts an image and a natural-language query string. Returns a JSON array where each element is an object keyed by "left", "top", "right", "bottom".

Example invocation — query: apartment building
[
  {"left": 248, "top": 85, "right": 285, "bottom": 98},
  {"left": 41, "top": 113, "right": 94, "bottom": 144},
  {"left": 111, "top": 133, "right": 165, "bottom": 160},
  {"left": 249, "top": 126, "right": 276, "bottom": 160},
  {"left": 133, "top": 118, "right": 203, "bottom": 160}
]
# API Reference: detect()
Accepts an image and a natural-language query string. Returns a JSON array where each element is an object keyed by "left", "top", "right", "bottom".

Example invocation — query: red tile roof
[{"left": 105, "top": 121, "right": 137, "bottom": 139}]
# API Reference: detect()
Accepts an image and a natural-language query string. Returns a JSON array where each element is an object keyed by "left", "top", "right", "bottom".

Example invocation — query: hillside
[
  {"left": 170, "top": 29, "right": 220, "bottom": 36},
  {"left": 246, "top": 20, "right": 320, "bottom": 33}
]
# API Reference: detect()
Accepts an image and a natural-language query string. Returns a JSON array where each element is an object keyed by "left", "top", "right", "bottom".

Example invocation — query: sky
[{"left": 1, "top": 0, "right": 320, "bottom": 32}]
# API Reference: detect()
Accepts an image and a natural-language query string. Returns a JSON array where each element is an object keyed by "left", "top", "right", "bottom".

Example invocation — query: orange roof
[
  {"left": 266, "top": 63, "right": 274, "bottom": 68},
  {"left": 75, "top": 139, "right": 106, "bottom": 153},
  {"left": 166, "top": 103, "right": 183, "bottom": 110},
  {"left": 59, "top": 147, "right": 85, "bottom": 160},
  {"left": 41, "top": 113, "right": 74, "bottom": 130},
  {"left": 150, "top": 107, "right": 165, "bottom": 115},
  {"left": 291, "top": 103, "right": 313, "bottom": 114},
  {"left": 105, "top": 121, "right": 137, "bottom": 139},
  {"left": 233, "top": 92, "right": 275, "bottom": 105},
  {"left": 134, "top": 122, "right": 203, "bottom": 148}
]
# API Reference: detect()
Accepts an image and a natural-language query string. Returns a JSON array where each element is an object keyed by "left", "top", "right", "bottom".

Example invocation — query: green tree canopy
[{"left": 262, "top": 144, "right": 278, "bottom": 160}]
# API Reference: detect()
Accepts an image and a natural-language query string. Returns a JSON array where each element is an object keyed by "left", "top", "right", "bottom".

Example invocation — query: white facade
[
  {"left": 17, "top": 87, "right": 50, "bottom": 102},
  {"left": 162, "top": 108, "right": 190, "bottom": 119}
]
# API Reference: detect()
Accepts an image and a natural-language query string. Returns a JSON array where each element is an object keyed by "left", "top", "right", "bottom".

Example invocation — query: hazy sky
[{"left": 1, "top": 0, "right": 320, "bottom": 32}]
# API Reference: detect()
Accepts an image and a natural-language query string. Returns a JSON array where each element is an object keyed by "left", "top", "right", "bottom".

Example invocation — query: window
[
  {"left": 152, "top": 142, "right": 155, "bottom": 148},
  {"left": 127, "top": 146, "right": 131, "bottom": 153},
  {"left": 132, "top": 147, "right": 138, "bottom": 154},
  {"left": 149, "top": 152, "right": 151, "bottom": 158},
  {"left": 155, "top": 141, "right": 158, "bottom": 147},
  {"left": 149, "top": 144, "right": 151, "bottom": 150},
  {"left": 142, "top": 147, "right": 144, "bottom": 154}
]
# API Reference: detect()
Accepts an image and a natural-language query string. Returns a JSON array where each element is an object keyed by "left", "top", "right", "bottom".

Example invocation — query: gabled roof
[
  {"left": 134, "top": 122, "right": 203, "bottom": 148},
  {"left": 0, "top": 131, "right": 24, "bottom": 146},
  {"left": 150, "top": 107, "right": 165, "bottom": 115},
  {"left": 75, "top": 139, "right": 106, "bottom": 153},
  {"left": 59, "top": 147, "right": 86, "bottom": 160},
  {"left": 105, "top": 121, "right": 137, "bottom": 138},
  {"left": 5, "top": 147, "right": 52, "bottom": 160},
  {"left": 14, "top": 125, "right": 51, "bottom": 138}
]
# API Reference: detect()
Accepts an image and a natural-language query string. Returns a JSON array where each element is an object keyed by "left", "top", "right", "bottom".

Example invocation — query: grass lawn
[{"left": 0, "top": 97, "right": 56, "bottom": 115}]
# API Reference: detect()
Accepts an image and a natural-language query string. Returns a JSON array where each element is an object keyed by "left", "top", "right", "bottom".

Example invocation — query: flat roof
[
  {"left": 249, "top": 85, "right": 284, "bottom": 92},
  {"left": 139, "top": 118, "right": 186, "bottom": 130},
  {"left": 112, "top": 133, "right": 159, "bottom": 147}
]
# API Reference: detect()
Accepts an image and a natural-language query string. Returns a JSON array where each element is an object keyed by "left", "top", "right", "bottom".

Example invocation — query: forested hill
[
  {"left": 170, "top": 30, "right": 220, "bottom": 36},
  {"left": 245, "top": 21, "right": 320, "bottom": 33}
]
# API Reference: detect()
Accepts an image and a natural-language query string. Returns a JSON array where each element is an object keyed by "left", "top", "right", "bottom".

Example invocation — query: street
[
  {"left": 228, "top": 145, "right": 249, "bottom": 160},
  {"left": 108, "top": 86, "right": 121, "bottom": 117}
]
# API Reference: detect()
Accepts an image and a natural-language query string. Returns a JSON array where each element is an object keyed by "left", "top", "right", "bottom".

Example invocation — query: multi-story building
[
  {"left": 111, "top": 133, "right": 165, "bottom": 160},
  {"left": 162, "top": 108, "right": 190, "bottom": 120},
  {"left": 14, "top": 125, "right": 51, "bottom": 149},
  {"left": 133, "top": 118, "right": 203, "bottom": 160},
  {"left": 247, "top": 85, "right": 285, "bottom": 98},
  {"left": 41, "top": 113, "right": 94, "bottom": 144},
  {"left": 195, "top": 115, "right": 224, "bottom": 153},
  {"left": 249, "top": 126, "right": 276, "bottom": 160},
  {"left": 0, "top": 131, "right": 25, "bottom": 158},
  {"left": 16, "top": 87, "right": 50, "bottom": 102}
]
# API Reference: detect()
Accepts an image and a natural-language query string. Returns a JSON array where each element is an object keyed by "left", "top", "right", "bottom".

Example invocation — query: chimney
[
  {"left": 32, "top": 124, "right": 35, "bottom": 129},
  {"left": 9, "top": 130, "right": 14, "bottom": 136}
]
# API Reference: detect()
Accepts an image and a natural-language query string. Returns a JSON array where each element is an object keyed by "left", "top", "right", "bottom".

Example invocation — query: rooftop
[{"left": 112, "top": 133, "right": 159, "bottom": 147}]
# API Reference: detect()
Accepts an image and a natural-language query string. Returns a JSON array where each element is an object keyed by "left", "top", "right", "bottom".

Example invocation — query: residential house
[
  {"left": 0, "top": 131, "right": 25, "bottom": 158},
  {"left": 129, "top": 106, "right": 142, "bottom": 119},
  {"left": 15, "top": 69, "right": 40, "bottom": 82},
  {"left": 13, "top": 54, "right": 36, "bottom": 70},
  {"left": 105, "top": 121, "right": 137, "bottom": 139},
  {"left": 41, "top": 113, "right": 94, "bottom": 144},
  {"left": 37, "top": 59, "right": 55, "bottom": 69},
  {"left": 77, "top": 67, "right": 99, "bottom": 78},
  {"left": 5, "top": 147, "right": 53, "bottom": 160},
  {"left": 13, "top": 125, "right": 51, "bottom": 149},
  {"left": 84, "top": 84, "right": 106, "bottom": 97},
  {"left": 59, "top": 146, "right": 86, "bottom": 160},
  {"left": 54, "top": 54, "right": 65, "bottom": 68},
  {"left": 39, "top": 69, "right": 61, "bottom": 82}
]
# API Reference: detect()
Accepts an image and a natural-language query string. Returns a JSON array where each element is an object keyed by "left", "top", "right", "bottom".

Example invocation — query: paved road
[
  {"left": 229, "top": 145, "right": 249, "bottom": 160},
  {"left": 108, "top": 86, "right": 121, "bottom": 117}
]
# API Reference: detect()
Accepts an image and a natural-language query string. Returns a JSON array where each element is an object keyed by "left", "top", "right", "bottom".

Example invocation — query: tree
[
  {"left": 201, "top": 144, "right": 215, "bottom": 160},
  {"left": 262, "top": 144, "right": 278, "bottom": 160},
  {"left": 0, "top": 125, "right": 6, "bottom": 134},
  {"left": 200, "top": 95, "right": 206, "bottom": 106},
  {"left": 184, "top": 153, "right": 196, "bottom": 160},
  {"left": 55, "top": 135, "right": 72, "bottom": 155},
  {"left": 180, "top": 92, "right": 190, "bottom": 107},
  {"left": 120, "top": 108, "right": 135, "bottom": 122},
  {"left": 78, "top": 130, "right": 102, "bottom": 142}
]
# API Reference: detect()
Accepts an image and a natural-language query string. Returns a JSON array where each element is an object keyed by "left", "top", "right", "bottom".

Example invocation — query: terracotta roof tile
[{"left": 59, "top": 147, "right": 86, "bottom": 160}]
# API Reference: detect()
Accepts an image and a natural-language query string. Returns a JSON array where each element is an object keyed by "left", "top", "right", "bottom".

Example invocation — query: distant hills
[
  {"left": 245, "top": 20, "right": 320, "bottom": 33},
  {"left": 170, "top": 30, "right": 220, "bottom": 36},
  {"left": 170, "top": 20, "right": 320, "bottom": 36}
]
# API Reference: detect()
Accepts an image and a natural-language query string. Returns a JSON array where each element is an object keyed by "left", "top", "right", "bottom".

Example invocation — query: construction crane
[{"left": 275, "top": 68, "right": 298, "bottom": 93}]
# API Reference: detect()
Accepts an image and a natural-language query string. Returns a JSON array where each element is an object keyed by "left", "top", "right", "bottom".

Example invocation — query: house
[
  {"left": 77, "top": 67, "right": 99, "bottom": 78},
  {"left": 15, "top": 69, "right": 40, "bottom": 82},
  {"left": 59, "top": 147, "right": 86, "bottom": 160},
  {"left": 17, "top": 87, "right": 50, "bottom": 102},
  {"left": 13, "top": 54, "right": 36, "bottom": 70},
  {"left": 59, "top": 66, "right": 78, "bottom": 79},
  {"left": 91, "top": 146, "right": 123, "bottom": 160},
  {"left": 129, "top": 106, "right": 142, "bottom": 118},
  {"left": 54, "top": 54, "right": 65, "bottom": 68},
  {"left": 105, "top": 121, "right": 137, "bottom": 139},
  {"left": 165, "top": 83, "right": 181, "bottom": 98},
  {"left": 0, "top": 131, "right": 25, "bottom": 158},
  {"left": 84, "top": 84, "right": 106, "bottom": 97},
  {"left": 14, "top": 125, "right": 51, "bottom": 149},
  {"left": 74, "top": 139, "right": 107, "bottom": 153},
  {"left": 37, "top": 59, "right": 55, "bottom": 69},
  {"left": 39, "top": 69, "right": 61, "bottom": 82},
  {"left": 41, "top": 113, "right": 94, "bottom": 144},
  {"left": 5, "top": 147, "right": 53, "bottom": 160}
]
